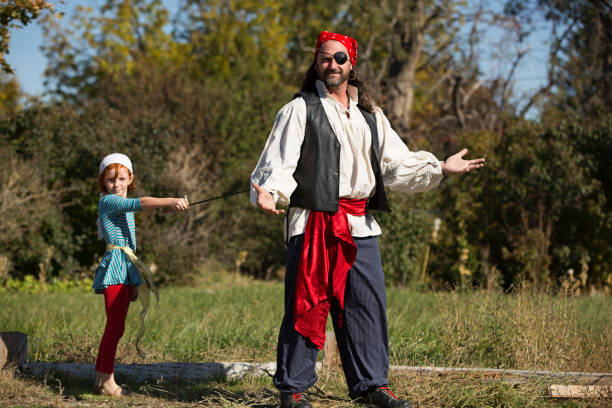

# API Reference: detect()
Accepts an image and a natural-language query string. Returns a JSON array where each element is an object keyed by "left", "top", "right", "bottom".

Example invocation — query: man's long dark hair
[{"left": 300, "top": 62, "right": 376, "bottom": 113}]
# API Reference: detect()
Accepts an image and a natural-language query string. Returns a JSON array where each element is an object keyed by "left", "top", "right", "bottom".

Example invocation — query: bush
[{"left": 430, "top": 115, "right": 612, "bottom": 289}]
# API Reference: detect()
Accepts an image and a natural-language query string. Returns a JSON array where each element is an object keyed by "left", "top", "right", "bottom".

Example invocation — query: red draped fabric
[{"left": 293, "top": 198, "right": 367, "bottom": 349}]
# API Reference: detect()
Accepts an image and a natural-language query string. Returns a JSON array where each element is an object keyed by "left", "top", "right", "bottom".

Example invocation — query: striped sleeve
[{"left": 99, "top": 194, "right": 142, "bottom": 217}]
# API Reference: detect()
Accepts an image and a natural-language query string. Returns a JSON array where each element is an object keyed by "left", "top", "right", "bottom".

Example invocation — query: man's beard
[{"left": 320, "top": 68, "right": 349, "bottom": 88}]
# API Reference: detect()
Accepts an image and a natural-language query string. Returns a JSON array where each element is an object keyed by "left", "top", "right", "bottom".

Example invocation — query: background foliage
[{"left": 0, "top": 0, "right": 610, "bottom": 291}]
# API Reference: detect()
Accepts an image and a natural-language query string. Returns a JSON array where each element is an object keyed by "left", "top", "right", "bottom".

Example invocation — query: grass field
[{"left": 1, "top": 277, "right": 610, "bottom": 407}]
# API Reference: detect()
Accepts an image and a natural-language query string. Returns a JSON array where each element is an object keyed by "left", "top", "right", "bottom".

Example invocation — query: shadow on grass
[
  {"left": 23, "top": 363, "right": 355, "bottom": 407},
  {"left": 27, "top": 369, "right": 276, "bottom": 406}
]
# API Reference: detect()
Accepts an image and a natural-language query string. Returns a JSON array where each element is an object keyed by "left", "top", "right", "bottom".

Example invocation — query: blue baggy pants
[{"left": 273, "top": 234, "right": 389, "bottom": 397}]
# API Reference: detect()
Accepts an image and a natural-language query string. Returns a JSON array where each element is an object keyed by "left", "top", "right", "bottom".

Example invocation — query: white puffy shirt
[{"left": 251, "top": 80, "right": 444, "bottom": 239}]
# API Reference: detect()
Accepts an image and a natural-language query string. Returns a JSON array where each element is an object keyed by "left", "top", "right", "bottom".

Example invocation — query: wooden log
[
  {"left": 21, "top": 358, "right": 612, "bottom": 399},
  {"left": 0, "top": 332, "right": 27, "bottom": 369},
  {"left": 390, "top": 365, "right": 612, "bottom": 384},
  {"left": 23, "top": 361, "right": 280, "bottom": 382},
  {"left": 549, "top": 384, "right": 612, "bottom": 398},
  {"left": 323, "top": 331, "right": 342, "bottom": 370}
]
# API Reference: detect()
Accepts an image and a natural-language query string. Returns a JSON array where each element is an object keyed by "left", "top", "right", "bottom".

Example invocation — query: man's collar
[{"left": 315, "top": 80, "right": 358, "bottom": 107}]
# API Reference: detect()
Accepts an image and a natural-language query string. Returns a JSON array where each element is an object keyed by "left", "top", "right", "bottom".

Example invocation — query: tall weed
[{"left": 435, "top": 289, "right": 611, "bottom": 371}]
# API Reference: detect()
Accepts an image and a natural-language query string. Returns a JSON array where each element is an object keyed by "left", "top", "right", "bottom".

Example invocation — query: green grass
[
  {"left": 1, "top": 279, "right": 610, "bottom": 406},
  {"left": 1, "top": 280, "right": 284, "bottom": 364},
  {"left": 1, "top": 279, "right": 610, "bottom": 371}
]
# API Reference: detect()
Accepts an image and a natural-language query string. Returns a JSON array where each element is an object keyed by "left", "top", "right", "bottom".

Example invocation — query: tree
[
  {"left": 433, "top": 116, "right": 612, "bottom": 289},
  {"left": 318, "top": 0, "right": 468, "bottom": 138},
  {"left": 42, "top": 0, "right": 194, "bottom": 99},
  {"left": 178, "top": 0, "right": 291, "bottom": 83},
  {"left": 0, "top": 0, "right": 54, "bottom": 73},
  {"left": 0, "top": 72, "right": 20, "bottom": 114},
  {"left": 504, "top": 0, "right": 612, "bottom": 118},
  {"left": 23, "top": 0, "right": 609, "bottom": 290}
]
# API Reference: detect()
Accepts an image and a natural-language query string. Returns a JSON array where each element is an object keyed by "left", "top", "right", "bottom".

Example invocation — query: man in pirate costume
[{"left": 251, "top": 30, "right": 485, "bottom": 408}]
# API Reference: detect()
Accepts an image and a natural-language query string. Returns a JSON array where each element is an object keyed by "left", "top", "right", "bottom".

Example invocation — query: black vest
[{"left": 289, "top": 91, "right": 391, "bottom": 213}]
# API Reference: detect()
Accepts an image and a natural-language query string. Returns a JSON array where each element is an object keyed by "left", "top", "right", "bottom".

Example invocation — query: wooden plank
[
  {"left": 549, "top": 384, "right": 612, "bottom": 398},
  {"left": 323, "top": 331, "right": 342, "bottom": 370},
  {"left": 390, "top": 365, "right": 612, "bottom": 384}
]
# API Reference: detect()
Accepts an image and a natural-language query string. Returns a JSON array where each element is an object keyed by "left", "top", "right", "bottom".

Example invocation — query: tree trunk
[{"left": 386, "top": 0, "right": 425, "bottom": 134}]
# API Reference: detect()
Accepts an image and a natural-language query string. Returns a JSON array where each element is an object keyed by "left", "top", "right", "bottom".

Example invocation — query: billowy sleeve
[
  {"left": 250, "top": 98, "right": 307, "bottom": 206},
  {"left": 375, "top": 108, "right": 444, "bottom": 193}
]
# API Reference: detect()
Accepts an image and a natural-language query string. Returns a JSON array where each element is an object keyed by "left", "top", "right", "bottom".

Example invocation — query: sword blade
[{"left": 189, "top": 188, "right": 250, "bottom": 206}]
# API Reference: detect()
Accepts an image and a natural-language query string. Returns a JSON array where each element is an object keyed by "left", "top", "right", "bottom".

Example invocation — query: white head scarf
[
  {"left": 97, "top": 153, "right": 134, "bottom": 240},
  {"left": 99, "top": 153, "right": 133, "bottom": 176}
]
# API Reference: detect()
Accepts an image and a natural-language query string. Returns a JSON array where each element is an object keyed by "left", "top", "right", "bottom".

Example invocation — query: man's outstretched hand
[
  {"left": 442, "top": 148, "right": 485, "bottom": 175},
  {"left": 253, "top": 183, "right": 285, "bottom": 215}
]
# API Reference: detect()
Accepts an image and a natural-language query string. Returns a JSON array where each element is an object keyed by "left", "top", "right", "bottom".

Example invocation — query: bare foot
[{"left": 94, "top": 371, "right": 128, "bottom": 397}]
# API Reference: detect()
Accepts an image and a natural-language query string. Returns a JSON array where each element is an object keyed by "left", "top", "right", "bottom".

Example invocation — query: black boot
[
  {"left": 280, "top": 391, "right": 312, "bottom": 408},
  {"left": 355, "top": 386, "right": 412, "bottom": 408}
]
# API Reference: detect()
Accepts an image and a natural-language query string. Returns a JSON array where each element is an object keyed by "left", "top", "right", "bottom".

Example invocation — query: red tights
[{"left": 95, "top": 284, "right": 135, "bottom": 374}]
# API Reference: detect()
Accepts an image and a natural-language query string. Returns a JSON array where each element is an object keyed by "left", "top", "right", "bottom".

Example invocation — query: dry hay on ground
[{"left": 1, "top": 366, "right": 611, "bottom": 407}]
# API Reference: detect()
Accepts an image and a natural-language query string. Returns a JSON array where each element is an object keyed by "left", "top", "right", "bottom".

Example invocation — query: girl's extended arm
[{"left": 140, "top": 197, "right": 189, "bottom": 211}]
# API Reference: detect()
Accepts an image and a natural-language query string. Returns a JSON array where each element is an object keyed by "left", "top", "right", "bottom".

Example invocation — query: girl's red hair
[{"left": 98, "top": 163, "right": 136, "bottom": 193}]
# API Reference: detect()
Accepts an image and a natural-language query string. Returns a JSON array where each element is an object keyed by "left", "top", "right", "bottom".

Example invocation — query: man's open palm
[{"left": 443, "top": 148, "right": 485, "bottom": 175}]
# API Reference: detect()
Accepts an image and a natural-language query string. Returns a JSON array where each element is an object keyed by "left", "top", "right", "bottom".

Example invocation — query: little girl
[{"left": 93, "top": 153, "right": 189, "bottom": 396}]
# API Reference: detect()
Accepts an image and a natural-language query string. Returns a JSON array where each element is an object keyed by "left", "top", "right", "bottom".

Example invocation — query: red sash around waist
[{"left": 293, "top": 198, "right": 367, "bottom": 349}]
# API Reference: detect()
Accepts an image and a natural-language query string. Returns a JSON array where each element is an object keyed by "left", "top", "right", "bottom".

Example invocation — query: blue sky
[
  {"left": 6, "top": 12, "right": 47, "bottom": 96},
  {"left": 7, "top": 0, "right": 552, "bottom": 116}
]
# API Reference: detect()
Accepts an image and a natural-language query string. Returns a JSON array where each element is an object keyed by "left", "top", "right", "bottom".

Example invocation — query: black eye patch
[{"left": 319, "top": 51, "right": 349, "bottom": 65}]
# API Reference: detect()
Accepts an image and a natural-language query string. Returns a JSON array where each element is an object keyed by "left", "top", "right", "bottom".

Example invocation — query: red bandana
[{"left": 314, "top": 30, "right": 358, "bottom": 66}]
